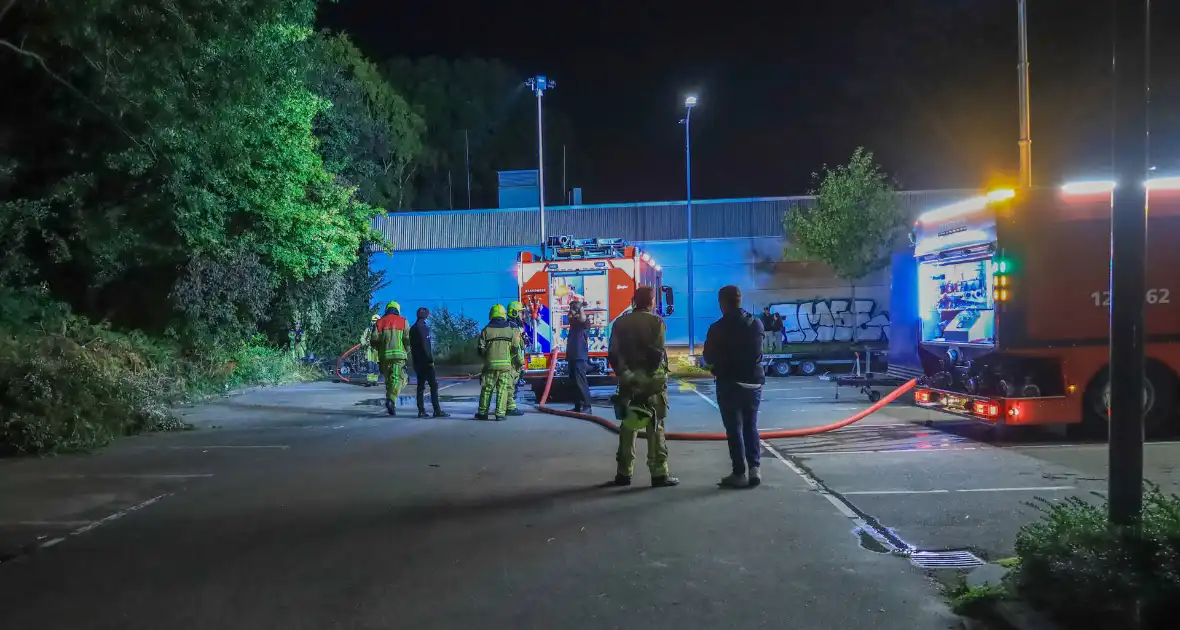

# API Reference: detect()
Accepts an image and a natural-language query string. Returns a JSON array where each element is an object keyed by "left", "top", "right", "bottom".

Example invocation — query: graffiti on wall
[{"left": 768, "top": 299, "right": 891, "bottom": 343}]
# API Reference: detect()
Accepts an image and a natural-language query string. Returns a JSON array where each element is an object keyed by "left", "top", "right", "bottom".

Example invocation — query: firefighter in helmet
[
  {"left": 371, "top": 300, "right": 411, "bottom": 416},
  {"left": 476, "top": 304, "right": 524, "bottom": 421},
  {"left": 504, "top": 300, "right": 527, "bottom": 417},
  {"left": 608, "top": 286, "right": 678, "bottom": 487}
]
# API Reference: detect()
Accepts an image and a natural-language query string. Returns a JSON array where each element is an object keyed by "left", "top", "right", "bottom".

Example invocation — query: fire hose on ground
[
  {"left": 533, "top": 349, "right": 917, "bottom": 440},
  {"left": 334, "top": 344, "right": 476, "bottom": 385}
]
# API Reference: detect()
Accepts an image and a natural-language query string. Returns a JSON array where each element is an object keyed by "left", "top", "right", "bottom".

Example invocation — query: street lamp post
[
  {"left": 681, "top": 95, "right": 698, "bottom": 355},
  {"left": 526, "top": 75, "right": 555, "bottom": 254}
]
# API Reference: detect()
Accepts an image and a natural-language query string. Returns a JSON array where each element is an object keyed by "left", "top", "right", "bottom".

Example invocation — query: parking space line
[
  {"left": 842, "top": 486, "right": 1075, "bottom": 496},
  {"left": 792, "top": 447, "right": 979, "bottom": 456},
  {"left": 45, "top": 473, "right": 215, "bottom": 480}
]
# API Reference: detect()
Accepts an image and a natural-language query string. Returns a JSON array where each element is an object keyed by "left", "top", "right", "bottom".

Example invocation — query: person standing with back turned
[
  {"left": 372, "top": 301, "right": 411, "bottom": 417},
  {"left": 475, "top": 304, "right": 523, "bottom": 421},
  {"left": 608, "top": 286, "right": 678, "bottom": 488},
  {"left": 566, "top": 299, "right": 593, "bottom": 414},
  {"left": 703, "top": 285, "right": 766, "bottom": 488},
  {"left": 409, "top": 307, "right": 449, "bottom": 419}
]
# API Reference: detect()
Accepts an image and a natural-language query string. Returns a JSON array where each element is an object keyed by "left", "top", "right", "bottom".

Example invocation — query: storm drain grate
[{"left": 909, "top": 550, "right": 986, "bottom": 570}]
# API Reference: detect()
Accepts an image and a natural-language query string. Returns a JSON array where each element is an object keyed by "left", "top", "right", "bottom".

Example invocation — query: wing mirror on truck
[{"left": 661, "top": 285, "right": 675, "bottom": 315}]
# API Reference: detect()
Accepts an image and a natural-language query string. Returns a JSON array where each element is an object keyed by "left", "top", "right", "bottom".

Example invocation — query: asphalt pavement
[
  {"left": 8, "top": 373, "right": 1173, "bottom": 628},
  {"left": 0, "top": 377, "right": 967, "bottom": 630}
]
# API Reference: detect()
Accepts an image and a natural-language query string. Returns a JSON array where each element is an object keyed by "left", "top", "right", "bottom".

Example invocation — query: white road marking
[
  {"left": 689, "top": 388, "right": 719, "bottom": 408},
  {"left": 761, "top": 441, "right": 859, "bottom": 519},
  {"left": 844, "top": 489, "right": 950, "bottom": 495},
  {"left": 20, "top": 493, "right": 173, "bottom": 556},
  {"left": 45, "top": 473, "right": 214, "bottom": 480},
  {"left": 792, "top": 447, "right": 979, "bottom": 456},
  {"left": 842, "top": 486, "right": 1075, "bottom": 496},
  {"left": 1011, "top": 442, "right": 1180, "bottom": 451},
  {"left": 166, "top": 445, "right": 289, "bottom": 450},
  {"left": 958, "top": 486, "right": 1076, "bottom": 493},
  {"left": 9, "top": 520, "right": 94, "bottom": 528},
  {"left": 759, "top": 386, "right": 837, "bottom": 392},
  {"left": 763, "top": 396, "right": 827, "bottom": 401},
  {"left": 438, "top": 381, "right": 464, "bottom": 391}
]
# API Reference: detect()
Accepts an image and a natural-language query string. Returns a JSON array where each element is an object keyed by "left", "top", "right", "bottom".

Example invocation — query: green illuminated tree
[{"left": 783, "top": 147, "right": 907, "bottom": 342}]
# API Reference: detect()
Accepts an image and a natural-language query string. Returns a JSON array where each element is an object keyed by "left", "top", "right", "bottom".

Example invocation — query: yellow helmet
[
  {"left": 385, "top": 300, "right": 401, "bottom": 315},
  {"left": 371, "top": 314, "right": 380, "bottom": 323},
  {"left": 507, "top": 301, "right": 524, "bottom": 317},
  {"left": 490, "top": 304, "right": 507, "bottom": 320}
]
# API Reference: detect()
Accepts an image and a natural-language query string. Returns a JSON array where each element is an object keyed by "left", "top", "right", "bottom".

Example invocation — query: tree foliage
[
  {"left": 783, "top": 147, "right": 907, "bottom": 281},
  {"left": 383, "top": 56, "right": 580, "bottom": 210}
]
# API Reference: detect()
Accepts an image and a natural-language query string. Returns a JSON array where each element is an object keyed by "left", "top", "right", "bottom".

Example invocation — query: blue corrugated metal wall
[{"left": 371, "top": 190, "right": 976, "bottom": 347}]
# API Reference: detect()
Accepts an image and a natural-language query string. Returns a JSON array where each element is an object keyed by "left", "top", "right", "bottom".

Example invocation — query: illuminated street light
[
  {"left": 680, "top": 95, "right": 698, "bottom": 355},
  {"left": 526, "top": 75, "right": 555, "bottom": 253}
]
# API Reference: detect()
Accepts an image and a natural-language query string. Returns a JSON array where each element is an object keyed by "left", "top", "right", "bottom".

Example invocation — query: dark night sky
[{"left": 320, "top": 1, "right": 1180, "bottom": 204}]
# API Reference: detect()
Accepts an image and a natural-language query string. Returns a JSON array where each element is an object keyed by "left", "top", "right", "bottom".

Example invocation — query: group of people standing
[
  {"left": 366, "top": 300, "right": 451, "bottom": 418},
  {"left": 366, "top": 286, "right": 767, "bottom": 492}
]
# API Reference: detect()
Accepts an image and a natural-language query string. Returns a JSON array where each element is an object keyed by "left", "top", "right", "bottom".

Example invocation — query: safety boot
[
  {"left": 507, "top": 409, "right": 524, "bottom": 417},
  {"left": 494, "top": 415, "right": 506, "bottom": 421},
  {"left": 651, "top": 475, "right": 680, "bottom": 488},
  {"left": 613, "top": 474, "right": 632, "bottom": 487},
  {"left": 719, "top": 473, "right": 749, "bottom": 488},
  {"left": 748, "top": 466, "right": 762, "bottom": 487},
  {"left": 385, "top": 399, "right": 396, "bottom": 417},
  {"left": 474, "top": 413, "right": 490, "bottom": 421}
]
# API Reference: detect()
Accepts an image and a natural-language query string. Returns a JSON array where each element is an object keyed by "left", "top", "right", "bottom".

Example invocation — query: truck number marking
[{"left": 1090, "top": 289, "right": 1170, "bottom": 306}]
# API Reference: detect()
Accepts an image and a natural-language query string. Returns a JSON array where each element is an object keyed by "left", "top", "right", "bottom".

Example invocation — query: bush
[
  {"left": 0, "top": 288, "right": 314, "bottom": 456},
  {"left": 1011, "top": 487, "right": 1180, "bottom": 629},
  {"left": 431, "top": 305, "right": 481, "bottom": 365}
]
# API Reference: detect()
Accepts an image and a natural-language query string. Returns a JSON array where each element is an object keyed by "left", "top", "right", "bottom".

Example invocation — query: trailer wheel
[
  {"left": 770, "top": 360, "right": 791, "bottom": 378},
  {"left": 867, "top": 390, "right": 882, "bottom": 403},
  {"left": 798, "top": 360, "right": 819, "bottom": 376}
]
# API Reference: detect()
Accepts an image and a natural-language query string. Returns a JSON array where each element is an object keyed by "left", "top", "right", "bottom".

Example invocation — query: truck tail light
[
  {"left": 915, "top": 390, "right": 932, "bottom": 403},
  {"left": 973, "top": 401, "right": 1000, "bottom": 417}
]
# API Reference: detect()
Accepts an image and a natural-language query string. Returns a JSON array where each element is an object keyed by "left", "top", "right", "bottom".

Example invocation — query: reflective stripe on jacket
[
  {"left": 372, "top": 314, "right": 410, "bottom": 361},
  {"left": 479, "top": 320, "right": 522, "bottom": 372}
]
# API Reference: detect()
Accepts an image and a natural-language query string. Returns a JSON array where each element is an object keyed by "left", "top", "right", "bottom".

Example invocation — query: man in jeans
[{"left": 703, "top": 285, "right": 766, "bottom": 488}]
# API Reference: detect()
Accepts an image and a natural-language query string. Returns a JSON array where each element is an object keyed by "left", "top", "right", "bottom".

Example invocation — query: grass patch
[
  {"left": 668, "top": 354, "right": 711, "bottom": 378},
  {"left": 946, "top": 579, "right": 1009, "bottom": 618}
]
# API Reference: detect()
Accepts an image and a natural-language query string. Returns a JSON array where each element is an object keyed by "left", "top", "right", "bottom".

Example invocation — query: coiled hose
[{"left": 533, "top": 349, "right": 917, "bottom": 440}]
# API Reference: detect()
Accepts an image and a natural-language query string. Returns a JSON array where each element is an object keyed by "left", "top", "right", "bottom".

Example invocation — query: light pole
[
  {"left": 526, "top": 75, "right": 555, "bottom": 254},
  {"left": 681, "top": 95, "right": 698, "bottom": 355},
  {"left": 1016, "top": 0, "right": 1032, "bottom": 188}
]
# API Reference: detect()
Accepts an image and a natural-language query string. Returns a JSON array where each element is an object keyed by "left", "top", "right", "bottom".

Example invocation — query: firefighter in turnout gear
[
  {"left": 371, "top": 301, "right": 411, "bottom": 416},
  {"left": 361, "top": 314, "right": 380, "bottom": 385},
  {"left": 608, "top": 286, "right": 679, "bottom": 487},
  {"left": 504, "top": 301, "right": 527, "bottom": 417},
  {"left": 476, "top": 304, "right": 524, "bottom": 421}
]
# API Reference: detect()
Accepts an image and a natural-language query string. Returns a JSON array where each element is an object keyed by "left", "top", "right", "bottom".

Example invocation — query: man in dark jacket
[
  {"left": 566, "top": 299, "right": 593, "bottom": 413},
  {"left": 409, "top": 307, "right": 449, "bottom": 418},
  {"left": 703, "top": 285, "right": 766, "bottom": 488}
]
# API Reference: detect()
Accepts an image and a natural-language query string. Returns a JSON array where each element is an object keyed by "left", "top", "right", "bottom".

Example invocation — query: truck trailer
[
  {"left": 517, "top": 235, "right": 673, "bottom": 401},
  {"left": 891, "top": 182, "right": 1180, "bottom": 436}
]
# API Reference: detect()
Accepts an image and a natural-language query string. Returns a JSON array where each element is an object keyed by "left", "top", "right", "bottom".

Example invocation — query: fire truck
[
  {"left": 891, "top": 182, "right": 1180, "bottom": 436},
  {"left": 517, "top": 235, "right": 674, "bottom": 400}
]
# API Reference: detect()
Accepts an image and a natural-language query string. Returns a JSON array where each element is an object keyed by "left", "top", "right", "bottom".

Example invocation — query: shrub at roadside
[
  {"left": 0, "top": 291, "right": 313, "bottom": 456},
  {"left": 1010, "top": 487, "right": 1180, "bottom": 629},
  {"left": 430, "top": 306, "right": 481, "bottom": 365}
]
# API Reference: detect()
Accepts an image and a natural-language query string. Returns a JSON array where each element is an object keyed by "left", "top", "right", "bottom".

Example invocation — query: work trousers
[
  {"left": 615, "top": 389, "right": 670, "bottom": 478},
  {"left": 569, "top": 359, "right": 592, "bottom": 411},
  {"left": 414, "top": 362, "right": 441, "bottom": 412},
  {"left": 762, "top": 331, "right": 781, "bottom": 352},
  {"left": 506, "top": 367, "right": 520, "bottom": 412},
  {"left": 380, "top": 359, "right": 407, "bottom": 404},
  {"left": 478, "top": 370, "right": 515, "bottom": 417},
  {"left": 716, "top": 380, "right": 763, "bottom": 475}
]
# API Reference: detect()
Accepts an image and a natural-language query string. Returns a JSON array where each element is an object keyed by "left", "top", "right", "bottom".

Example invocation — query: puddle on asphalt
[{"left": 854, "top": 527, "right": 892, "bottom": 554}]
